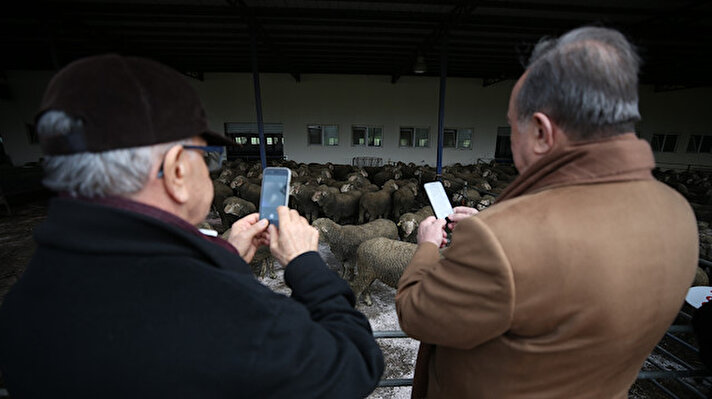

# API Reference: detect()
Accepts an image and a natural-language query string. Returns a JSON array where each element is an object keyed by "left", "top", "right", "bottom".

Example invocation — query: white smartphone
[
  {"left": 424, "top": 181, "right": 454, "bottom": 220},
  {"left": 259, "top": 167, "right": 292, "bottom": 228}
]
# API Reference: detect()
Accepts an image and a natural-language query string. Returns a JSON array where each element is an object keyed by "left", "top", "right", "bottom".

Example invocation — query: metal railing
[{"left": 374, "top": 323, "right": 712, "bottom": 396}]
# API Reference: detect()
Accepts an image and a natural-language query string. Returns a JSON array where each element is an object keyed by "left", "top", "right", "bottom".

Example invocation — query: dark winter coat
[{"left": 0, "top": 197, "right": 383, "bottom": 398}]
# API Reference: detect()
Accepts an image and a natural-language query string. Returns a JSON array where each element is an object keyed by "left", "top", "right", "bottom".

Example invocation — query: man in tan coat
[{"left": 396, "top": 26, "right": 698, "bottom": 398}]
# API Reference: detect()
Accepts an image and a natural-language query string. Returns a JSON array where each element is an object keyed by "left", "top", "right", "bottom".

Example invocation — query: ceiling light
[{"left": 413, "top": 55, "right": 427, "bottom": 74}]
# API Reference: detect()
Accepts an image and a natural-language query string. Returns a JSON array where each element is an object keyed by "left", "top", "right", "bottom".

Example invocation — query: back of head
[
  {"left": 35, "top": 54, "right": 231, "bottom": 198},
  {"left": 516, "top": 26, "right": 641, "bottom": 141}
]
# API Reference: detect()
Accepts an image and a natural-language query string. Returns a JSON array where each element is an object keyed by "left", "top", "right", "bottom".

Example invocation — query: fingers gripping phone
[
  {"left": 424, "top": 181, "right": 455, "bottom": 241},
  {"left": 259, "top": 167, "right": 292, "bottom": 228}
]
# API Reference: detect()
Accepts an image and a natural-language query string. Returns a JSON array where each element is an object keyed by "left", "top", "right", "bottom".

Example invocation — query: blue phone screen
[{"left": 260, "top": 173, "right": 289, "bottom": 227}]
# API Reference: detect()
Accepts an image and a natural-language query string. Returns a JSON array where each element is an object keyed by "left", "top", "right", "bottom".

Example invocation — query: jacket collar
[
  {"left": 498, "top": 133, "right": 655, "bottom": 202},
  {"left": 37, "top": 196, "right": 249, "bottom": 274}
]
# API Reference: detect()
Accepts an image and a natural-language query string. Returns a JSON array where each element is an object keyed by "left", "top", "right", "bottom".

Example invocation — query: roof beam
[
  {"left": 225, "top": 0, "right": 300, "bottom": 82},
  {"left": 391, "top": 1, "right": 479, "bottom": 83}
]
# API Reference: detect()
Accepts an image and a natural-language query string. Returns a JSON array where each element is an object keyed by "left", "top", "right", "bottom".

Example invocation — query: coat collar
[
  {"left": 498, "top": 133, "right": 655, "bottom": 202},
  {"left": 37, "top": 196, "right": 250, "bottom": 274}
]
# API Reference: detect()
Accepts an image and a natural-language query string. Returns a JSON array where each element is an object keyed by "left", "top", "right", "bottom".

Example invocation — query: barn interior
[{"left": 1, "top": 1, "right": 712, "bottom": 398}]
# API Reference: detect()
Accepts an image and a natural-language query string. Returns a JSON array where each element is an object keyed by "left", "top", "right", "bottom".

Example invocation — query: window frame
[
  {"left": 307, "top": 124, "right": 339, "bottom": 147},
  {"left": 686, "top": 134, "right": 712, "bottom": 154},
  {"left": 352, "top": 125, "right": 383, "bottom": 147},
  {"left": 399, "top": 126, "right": 430, "bottom": 148},
  {"left": 444, "top": 127, "right": 474, "bottom": 150},
  {"left": 651, "top": 134, "right": 679, "bottom": 153},
  {"left": 495, "top": 126, "right": 512, "bottom": 159}
]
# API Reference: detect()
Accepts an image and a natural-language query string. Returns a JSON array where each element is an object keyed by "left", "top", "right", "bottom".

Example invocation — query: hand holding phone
[
  {"left": 423, "top": 181, "right": 455, "bottom": 244},
  {"left": 259, "top": 167, "right": 292, "bottom": 228}
]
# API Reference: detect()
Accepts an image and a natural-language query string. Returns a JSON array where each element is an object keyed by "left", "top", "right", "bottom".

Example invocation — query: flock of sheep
[
  {"left": 203, "top": 159, "right": 517, "bottom": 304},
  {"left": 202, "top": 159, "right": 712, "bottom": 302}
]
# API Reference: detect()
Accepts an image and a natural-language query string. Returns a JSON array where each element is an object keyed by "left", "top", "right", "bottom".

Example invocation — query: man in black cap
[{"left": 0, "top": 54, "right": 383, "bottom": 398}]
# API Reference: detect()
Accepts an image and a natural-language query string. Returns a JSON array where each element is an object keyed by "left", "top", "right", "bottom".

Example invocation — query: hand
[
  {"left": 417, "top": 216, "right": 448, "bottom": 248},
  {"left": 446, "top": 206, "right": 478, "bottom": 231},
  {"left": 268, "top": 206, "right": 319, "bottom": 266},
  {"left": 227, "top": 213, "right": 270, "bottom": 263}
]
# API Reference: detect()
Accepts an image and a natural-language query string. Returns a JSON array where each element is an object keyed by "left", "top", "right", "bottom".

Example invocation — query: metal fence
[{"left": 374, "top": 323, "right": 712, "bottom": 397}]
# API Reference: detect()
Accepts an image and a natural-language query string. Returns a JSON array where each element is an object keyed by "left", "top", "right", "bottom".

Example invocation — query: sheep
[
  {"left": 216, "top": 168, "right": 238, "bottom": 185},
  {"left": 358, "top": 179, "right": 399, "bottom": 223},
  {"left": 477, "top": 194, "right": 497, "bottom": 211},
  {"left": 223, "top": 196, "right": 257, "bottom": 227},
  {"left": 392, "top": 182, "right": 419, "bottom": 220},
  {"left": 312, "top": 218, "right": 399, "bottom": 280},
  {"left": 397, "top": 206, "right": 433, "bottom": 242},
  {"left": 693, "top": 267, "right": 709, "bottom": 286},
  {"left": 372, "top": 166, "right": 403, "bottom": 187},
  {"left": 221, "top": 229, "right": 276, "bottom": 279},
  {"left": 312, "top": 187, "right": 361, "bottom": 224},
  {"left": 230, "top": 175, "right": 261, "bottom": 208},
  {"left": 351, "top": 237, "right": 418, "bottom": 306},
  {"left": 213, "top": 180, "right": 235, "bottom": 232},
  {"left": 289, "top": 182, "right": 322, "bottom": 223},
  {"left": 451, "top": 187, "right": 482, "bottom": 208}
]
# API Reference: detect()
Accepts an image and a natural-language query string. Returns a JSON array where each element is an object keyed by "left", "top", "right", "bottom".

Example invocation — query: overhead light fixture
[{"left": 413, "top": 54, "right": 427, "bottom": 74}]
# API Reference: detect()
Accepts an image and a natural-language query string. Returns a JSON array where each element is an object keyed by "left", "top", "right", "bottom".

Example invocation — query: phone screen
[
  {"left": 424, "top": 181, "right": 454, "bottom": 220},
  {"left": 259, "top": 168, "right": 291, "bottom": 228}
]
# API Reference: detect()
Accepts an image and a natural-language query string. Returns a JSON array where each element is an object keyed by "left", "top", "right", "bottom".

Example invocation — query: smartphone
[
  {"left": 259, "top": 167, "right": 292, "bottom": 228},
  {"left": 424, "top": 181, "right": 454, "bottom": 220}
]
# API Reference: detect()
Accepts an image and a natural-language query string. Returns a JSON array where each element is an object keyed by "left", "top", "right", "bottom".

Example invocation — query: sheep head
[
  {"left": 312, "top": 218, "right": 338, "bottom": 243},
  {"left": 230, "top": 176, "right": 247, "bottom": 190}
]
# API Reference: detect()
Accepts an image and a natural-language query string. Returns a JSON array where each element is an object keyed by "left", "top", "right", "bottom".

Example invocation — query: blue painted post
[
  {"left": 436, "top": 37, "right": 447, "bottom": 180},
  {"left": 250, "top": 23, "right": 267, "bottom": 170}
]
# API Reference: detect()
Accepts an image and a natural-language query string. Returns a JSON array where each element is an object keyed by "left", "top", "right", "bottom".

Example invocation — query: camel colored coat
[{"left": 396, "top": 134, "right": 698, "bottom": 398}]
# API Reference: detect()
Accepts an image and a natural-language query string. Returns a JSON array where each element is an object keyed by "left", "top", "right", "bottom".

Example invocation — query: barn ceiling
[{"left": 2, "top": 0, "right": 711, "bottom": 87}]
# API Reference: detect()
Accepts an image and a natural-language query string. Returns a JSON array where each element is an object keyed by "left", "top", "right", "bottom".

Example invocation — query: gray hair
[
  {"left": 37, "top": 110, "right": 186, "bottom": 198},
  {"left": 516, "top": 26, "right": 641, "bottom": 141}
]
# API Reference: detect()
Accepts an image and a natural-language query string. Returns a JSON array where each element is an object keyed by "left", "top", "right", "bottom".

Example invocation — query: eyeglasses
[{"left": 157, "top": 145, "right": 225, "bottom": 178}]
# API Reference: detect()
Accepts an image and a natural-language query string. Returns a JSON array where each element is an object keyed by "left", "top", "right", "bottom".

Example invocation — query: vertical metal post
[
  {"left": 436, "top": 36, "right": 447, "bottom": 179},
  {"left": 250, "top": 23, "right": 267, "bottom": 170}
]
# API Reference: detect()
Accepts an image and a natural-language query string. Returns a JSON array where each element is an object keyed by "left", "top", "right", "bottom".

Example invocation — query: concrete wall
[{"left": 1, "top": 69, "right": 710, "bottom": 169}]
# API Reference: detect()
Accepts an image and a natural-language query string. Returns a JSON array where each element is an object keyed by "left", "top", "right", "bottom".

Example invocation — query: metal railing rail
[{"left": 374, "top": 321, "right": 712, "bottom": 396}]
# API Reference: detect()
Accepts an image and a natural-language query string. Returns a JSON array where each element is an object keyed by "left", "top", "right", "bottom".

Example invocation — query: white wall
[
  {"left": 637, "top": 85, "right": 712, "bottom": 168},
  {"left": 191, "top": 73, "right": 514, "bottom": 166},
  {"left": 2, "top": 69, "right": 711, "bottom": 169}
]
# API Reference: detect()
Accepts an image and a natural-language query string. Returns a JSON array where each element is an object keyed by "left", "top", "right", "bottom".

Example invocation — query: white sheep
[
  {"left": 351, "top": 237, "right": 418, "bottom": 306},
  {"left": 312, "top": 217, "right": 399, "bottom": 280}
]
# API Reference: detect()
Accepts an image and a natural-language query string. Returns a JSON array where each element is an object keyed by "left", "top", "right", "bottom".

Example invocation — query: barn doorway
[{"left": 224, "top": 123, "right": 284, "bottom": 161}]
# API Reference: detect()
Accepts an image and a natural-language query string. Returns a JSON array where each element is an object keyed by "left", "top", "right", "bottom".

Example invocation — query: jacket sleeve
[
  {"left": 246, "top": 251, "right": 384, "bottom": 399},
  {"left": 395, "top": 216, "right": 515, "bottom": 349}
]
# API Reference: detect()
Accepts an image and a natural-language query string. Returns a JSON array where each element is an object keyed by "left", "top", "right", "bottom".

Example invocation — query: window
[
  {"left": 415, "top": 128, "right": 429, "bottom": 147},
  {"left": 651, "top": 134, "right": 678, "bottom": 152},
  {"left": 686, "top": 135, "right": 712, "bottom": 153},
  {"left": 455, "top": 128, "right": 473, "bottom": 149},
  {"left": 495, "top": 126, "right": 512, "bottom": 159},
  {"left": 399, "top": 127, "right": 430, "bottom": 148},
  {"left": 250, "top": 137, "right": 260, "bottom": 145},
  {"left": 443, "top": 129, "right": 456, "bottom": 148},
  {"left": 443, "top": 128, "right": 473, "bottom": 149},
  {"left": 307, "top": 125, "right": 322, "bottom": 145},
  {"left": 307, "top": 124, "right": 338, "bottom": 146},
  {"left": 324, "top": 126, "right": 339, "bottom": 146},
  {"left": 352, "top": 126, "right": 382, "bottom": 147},
  {"left": 399, "top": 128, "right": 413, "bottom": 147},
  {"left": 234, "top": 136, "right": 248, "bottom": 145}
]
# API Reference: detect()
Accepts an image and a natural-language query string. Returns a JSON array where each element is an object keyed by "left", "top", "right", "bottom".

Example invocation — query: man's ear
[
  {"left": 531, "top": 112, "right": 556, "bottom": 155},
  {"left": 161, "top": 145, "right": 191, "bottom": 204}
]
